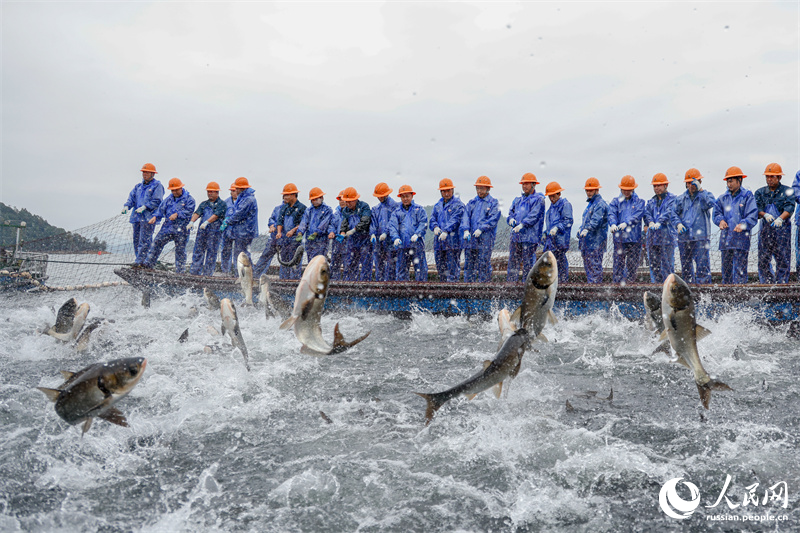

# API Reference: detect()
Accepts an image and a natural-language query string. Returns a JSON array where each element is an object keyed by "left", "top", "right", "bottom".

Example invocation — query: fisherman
[
  {"left": 123, "top": 163, "right": 164, "bottom": 267},
  {"left": 643, "top": 173, "right": 677, "bottom": 284},
  {"left": 338, "top": 187, "right": 373, "bottom": 281},
  {"left": 187, "top": 181, "right": 227, "bottom": 276},
  {"left": 252, "top": 196, "right": 284, "bottom": 278},
  {"left": 755, "top": 163, "right": 794, "bottom": 283},
  {"left": 390, "top": 185, "right": 428, "bottom": 281},
  {"left": 578, "top": 177, "right": 609, "bottom": 284},
  {"left": 462, "top": 176, "right": 501, "bottom": 282},
  {"left": 370, "top": 182, "right": 399, "bottom": 282},
  {"left": 608, "top": 175, "right": 645, "bottom": 283},
  {"left": 221, "top": 177, "right": 259, "bottom": 276},
  {"left": 713, "top": 166, "right": 758, "bottom": 284},
  {"left": 542, "top": 182, "right": 573, "bottom": 283},
  {"left": 673, "top": 169, "right": 715, "bottom": 284},
  {"left": 429, "top": 179, "right": 466, "bottom": 282},
  {"left": 143, "top": 178, "right": 196, "bottom": 273},
  {"left": 297, "top": 187, "right": 333, "bottom": 261},
  {"left": 328, "top": 191, "right": 347, "bottom": 280},
  {"left": 273, "top": 183, "right": 305, "bottom": 279},
  {"left": 505, "top": 173, "right": 545, "bottom": 282},
  {"left": 219, "top": 184, "right": 238, "bottom": 275}
]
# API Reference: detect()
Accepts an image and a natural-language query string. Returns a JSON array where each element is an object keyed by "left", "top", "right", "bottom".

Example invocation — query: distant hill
[{"left": 0, "top": 203, "right": 106, "bottom": 253}]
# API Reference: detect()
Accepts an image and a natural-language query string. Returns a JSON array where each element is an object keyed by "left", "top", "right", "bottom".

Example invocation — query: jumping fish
[
  {"left": 643, "top": 291, "right": 665, "bottom": 334},
  {"left": 509, "top": 251, "right": 558, "bottom": 343},
  {"left": 47, "top": 299, "right": 90, "bottom": 342},
  {"left": 204, "top": 288, "right": 221, "bottom": 311},
  {"left": 661, "top": 273, "right": 732, "bottom": 409},
  {"left": 74, "top": 318, "right": 105, "bottom": 353},
  {"left": 237, "top": 253, "right": 254, "bottom": 305},
  {"left": 220, "top": 298, "right": 250, "bottom": 371},
  {"left": 415, "top": 329, "right": 529, "bottom": 425},
  {"left": 37, "top": 357, "right": 147, "bottom": 435},
  {"left": 279, "top": 255, "right": 369, "bottom": 355},
  {"left": 259, "top": 274, "right": 292, "bottom": 319}
]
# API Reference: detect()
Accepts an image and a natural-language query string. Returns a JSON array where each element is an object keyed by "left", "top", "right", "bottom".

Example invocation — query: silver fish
[
  {"left": 204, "top": 288, "right": 221, "bottom": 311},
  {"left": 510, "top": 251, "right": 558, "bottom": 343},
  {"left": 643, "top": 291, "right": 665, "bottom": 334},
  {"left": 662, "top": 273, "right": 732, "bottom": 409},
  {"left": 279, "top": 255, "right": 369, "bottom": 355},
  {"left": 74, "top": 318, "right": 105, "bottom": 353},
  {"left": 237, "top": 253, "right": 254, "bottom": 305},
  {"left": 47, "top": 299, "right": 90, "bottom": 342},
  {"left": 259, "top": 274, "right": 291, "bottom": 319},
  {"left": 415, "top": 329, "right": 529, "bottom": 425},
  {"left": 37, "top": 357, "right": 147, "bottom": 435},
  {"left": 220, "top": 298, "right": 250, "bottom": 371}
]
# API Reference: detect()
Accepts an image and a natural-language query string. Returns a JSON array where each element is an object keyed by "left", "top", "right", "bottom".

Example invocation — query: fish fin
[
  {"left": 99, "top": 408, "right": 129, "bottom": 427},
  {"left": 657, "top": 330, "right": 668, "bottom": 342},
  {"left": 300, "top": 344, "right": 329, "bottom": 356},
  {"left": 510, "top": 305, "right": 522, "bottom": 327},
  {"left": 414, "top": 392, "right": 445, "bottom": 426},
  {"left": 509, "top": 358, "right": 523, "bottom": 379},
  {"left": 319, "top": 411, "right": 333, "bottom": 424},
  {"left": 59, "top": 371, "right": 76, "bottom": 381},
  {"left": 695, "top": 324, "right": 712, "bottom": 341},
  {"left": 37, "top": 387, "right": 61, "bottom": 402},
  {"left": 329, "top": 323, "right": 370, "bottom": 354},
  {"left": 565, "top": 400, "right": 574, "bottom": 412},
  {"left": 178, "top": 328, "right": 189, "bottom": 343},
  {"left": 548, "top": 310, "right": 558, "bottom": 324},
  {"left": 493, "top": 382, "right": 503, "bottom": 399},
  {"left": 220, "top": 322, "right": 227, "bottom": 336},
  {"left": 650, "top": 340, "right": 671, "bottom": 357},
  {"left": 465, "top": 393, "right": 478, "bottom": 401},
  {"left": 672, "top": 355, "right": 691, "bottom": 369},
  {"left": 606, "top": 387, "right": 613, "bottom": 401},
  {"left": 536, "top": 333, "right": 548, "bottom": 343},
  {"left": 82, "top": 418, "right": 93, "bottom": 435},
  {"left": 46, "top": 327, "right": 71, "bottom": 343},
  {"left": 696, "top": 379, "right": 733, "bottom": 409},
  {"left": 279, "top": 316, "right": 297, "bottom": 331},
  {"left": 482, "top": 360, "right": 492, "bottom": 370}
]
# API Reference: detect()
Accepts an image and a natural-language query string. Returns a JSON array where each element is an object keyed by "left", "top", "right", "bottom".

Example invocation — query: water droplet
[
  {"left": 540, "top": 161, "right": 547, "bottom": 168},
  {"left": 413, "top": 258, "right": 419, "bottom": 264},
  {"left": 506, "top": 24, "right": 511, "bottom": 29},
  {"left": 620, "top": 281, "right": 627, "bottom": 287},
  {"left": 724, "top": 25, "right": 729, "bottom": 31}
]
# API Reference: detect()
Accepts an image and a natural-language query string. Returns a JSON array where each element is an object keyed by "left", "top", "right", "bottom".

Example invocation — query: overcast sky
[{"left": 2, "top": 1, "right": 798, "bottom": 232}]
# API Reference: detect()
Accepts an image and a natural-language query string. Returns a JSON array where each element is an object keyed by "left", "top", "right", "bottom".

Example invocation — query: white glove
[
  {"left": 652, "top": 222, "right": 661, "bottom": 230},
  {"left": 508, "top": 218, "right": 517, "bottom": 226},
  {"left": 580, "top": 229, "right": 588, "bottom": 237},
  {"left": 677, "top": 223, "right": 686, "bottom": 234},
  {"left": 438, "top": 231, "right": 448, "bottom": 242},
  {"left": 433, "top": 227, "right": 441, "bottom": 236},
  {"left": 463, "top": 230, "right": 471, "bottom": 240},
  {"left": 393, "top": 238, "right": 402, "bottom": 247},
  {"left": 185, "top": 222, "right": 194, "bottom": 231},
  {"left": 379, "top": 233, "right": 387, "bottom": 242},
  {"left": 549, "top": 227, "right": 558, "bottom": 237},
  {"left": 136, "top": 206, "right": 146, "bottom": 214},
  {"left": 121, "top": 206, "right": 129, "bottom": 215},
  {"left": 618, "top": 222, "right": 628, "bottom": 231},
  {"left": 410, "top": 234, "right": 418, "bottom": 243},
  {"left": 345, "top": 228, "right": 356, "bottom": 237},
  {"left": 648, "top": 222, "right": 655, "bottom": 229},
  {"left": 773, "top": 217, "right": 784, "bottom": 228},
  {"left": 763, "top": 213, "right": 775, "bottom": 223},
  {"left": 473, "top": 229, "right": 482, "bottom": 238},
  {"left": 200, "top": 221, "right": 209, "bottom": 230},
  {"left": 513, "top": 224, "right": 524, "bottom": 233},
  {"left": 609, "top": 224, "right": 619, "bottom": 233}
]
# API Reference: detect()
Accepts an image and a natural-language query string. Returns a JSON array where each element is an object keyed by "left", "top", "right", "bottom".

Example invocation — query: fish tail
[
  {"left": 330, "top": 323, "right": 370, "bottom": 354},
  {"left": 414, "top": 392, "right": 446, "bottom": 425},
  {"left": 279, "top": 316, "right": 297, "bottom": 331},
  {"left": 697, "top": 379, "right": 733, "bottom": 409}
]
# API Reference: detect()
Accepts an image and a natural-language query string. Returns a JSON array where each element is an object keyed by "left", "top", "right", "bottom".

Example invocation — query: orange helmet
[
  {"left": 520, "top": 172, "right": 539, "bottom": 184},
  {"left": 206, "top": 181, "right": 220, "bottom": 191},
  {"left": 336, "top": 189, "right": 346, "bottom": 201},
  {"left": 764, "top": 163, "right": 783, "bottom": 176},
  {"left": 545, "top": 182, "right": 564, "bottom": 196},
  {"left": 140, "top": 163, "right": 157, "bottom": 174},
  {"left": 373, "top": 182, "right": 393, "bottom": 197},
  {"left": 474, "top": 175, "right": 493, "bottom": 188},
  {"left": 309, "top": 187, "right": 325, "bottom": 200},
  {"left": 651, "top": 173, "right": 669, "bottom": 185},
  {"left": 281, "top": 182, "right": 298, "bottom": 195},
  {"left": 684, "top": 168, "right": 703, "bottom": 182},
  {"left": 229, "top": 183, "right": 237, "bottom": 191},
  {"left": 235, "top": 177, "right": 251, "bottom": 188},
  {"left": 342, "top": 187, "right": 360, "bottom": 201},
  {"left": 438, "top": 178, "right": 454, "bottom": 190},
  {"left": 584, "top": 177, "right": 601, "bottom": 190},
  {"left": 724, "top": 166, "right": 746, "bottom": 180},
  {"left": 397, "top": 184, "right": 416, "bottom": 197},
  {"left": 619, "top": 175, "right": 637, "bottom": 190},
  {"left": 167, "top": 178, "right": 184, "bottom": 190}
]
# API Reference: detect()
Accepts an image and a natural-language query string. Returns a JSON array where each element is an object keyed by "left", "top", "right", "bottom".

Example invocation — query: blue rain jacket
[
  {"left": 228, "top": 188, "right": 259, "bottom": 239},
  {"left": 507, "top": 192, "right": 545, "bottom": 244},
  {"left": 755, "top": 184, "right": 795, "bottom": 231},
  {"left": 329, "top": 206, "right": 343, "bottom": 235},
  {"left": 125, "top": 178, "right": 164, "bottom": 223},
  {"left": 713, "top": 187, "right": 758, "bottom": 250},
  {"left": 543, "top": 197, "right": 573, "bottom": 250},
  {"left": 673, "top": 189, "right": 715, "bottom": 242},
  {"left": 194, "top": 198, "right": 227, "bottom": 230},
  {"left": 267, "top": 204, "right": 281, "bottom": 231},
  {"left": 792, "top": 170, "right": 800, "bottom": 223},
  {"left": 389, "top": 202, "right": 427, "bottom": 248},
  {"left": 370, "top": 196, "right": 399, "bottom": 238},
  {"left": 462, "top": 195, "right": 500, "bottom": 250},
  {"left": 644, "top": 192, "right": 677, "bottom": 247},
  {"left": 340, "top": 200, "right": 372, "bottom": 248},
  {"left": 429, "top": 196, "right": 466, "bottom": 250},
  {"left": 608, "top": 192, "right": 645, "bottom": 244},
  {"left": 275, "top": 200, "right": 306, "bottom": 244},
  {"left": 579, "top": 194, "right": 609, "bottom": 252},
  {"left": 298, "top": 203, "right": 333, "bottom": 238},
  {"left": 222, "top": 197, "right": 236, "bottom": 239},
  {"left": 153, "top": 189, "right": 196, "bottom": 232}
]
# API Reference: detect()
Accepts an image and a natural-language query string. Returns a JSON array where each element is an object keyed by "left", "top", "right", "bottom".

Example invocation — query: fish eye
[{"left": 128, "top": 364, "right": 139, "bottom": 376}]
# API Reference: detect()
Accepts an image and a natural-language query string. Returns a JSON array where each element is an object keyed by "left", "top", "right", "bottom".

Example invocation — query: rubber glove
[
  {"left": 652, "top": 222, "right": 661, "bottom": 230},
  {"left": 345, "top": 228, "right": 356, "bottom": 237},
  {"left": 294, "top": 234, "right": 303, "bottom": 242},
  {"left": 185, "top": 222, "right": 194, "bottom": 231},
  {"left": 473, "top": 229, "right": 482, "bottom": 238},
  {"left": 580, "top": 229, "right": 588, "bottom": 237},
  {"left": 618, "top": 222, "right": 628, "bottom": 231},
  {"left": 410, "top": 234, "right": 418, "bottom": 243},
  {"left": 763, "top": 213, "right": 775, "bottom": 223},
  {"left": 393, "top": 238, "right": 402, "bottom": 247},
  {"left": 513, "top": 224, "right": 524, "bottom": 233},
  {"left": 220, "top": 222, "right": 228, "bottom": 232},
  {"left": 508, "top": 218, "right": 517, "bottom": 226},
  {"left": 463, "top": 231, "right": 471, "bottom": 241},
  {"left": 433, "top": 227, "right": 441, "bottom": 236},
  {"left": 691, "top": 178, "right": 702, "bottom": 191},
  {"left": 336, "top": 234, "right": 345, "bottom": 242},
  {"left": 773, "top": 218, "right": 784, "bottom": 228},
  {"left": 648, "top": 222, "right": 655, "bottom": 229},
  {"left": 370, "top": 234, "right": 377, "bottom": 244},
  {"left": 549, "top": 227, "right": 558, "bottom": 237},
  {"left": 121, "top": 206, "right": 129, "bottom": 215},
  {"left": 307, "top": 233, "right": 317, "bottom": 241},
  {"left": 609, "top": 224, "right": 618, "bottom": 233},
  {"left": 200, "top": 221, "right": 209, "bottom": 230},
  {"left": 438, "top": 231, "right": 448, "bottom": 242},
  {"left": 379, "top": 233, "right": 387, "bottom": 242},
  {"left": 676, "top": 223, "right": 686, "bottom": 234},
  {"left": 136, "top": 206, "right": 147, "bottom": 214}
]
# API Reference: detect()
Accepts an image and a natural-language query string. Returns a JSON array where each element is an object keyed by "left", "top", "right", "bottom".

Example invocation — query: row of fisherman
[{"left": 122, "top": 162, "right": 797, "bottom": 284}]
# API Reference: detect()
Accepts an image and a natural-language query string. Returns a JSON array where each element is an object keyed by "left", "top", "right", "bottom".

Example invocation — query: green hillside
[{"left": 0, "top": 203, "right": 106, "bottom": 252}]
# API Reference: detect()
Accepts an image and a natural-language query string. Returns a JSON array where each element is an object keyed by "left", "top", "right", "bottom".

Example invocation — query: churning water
[{"left": 1, "top": 286, "right": 799, "bottom": 531}]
